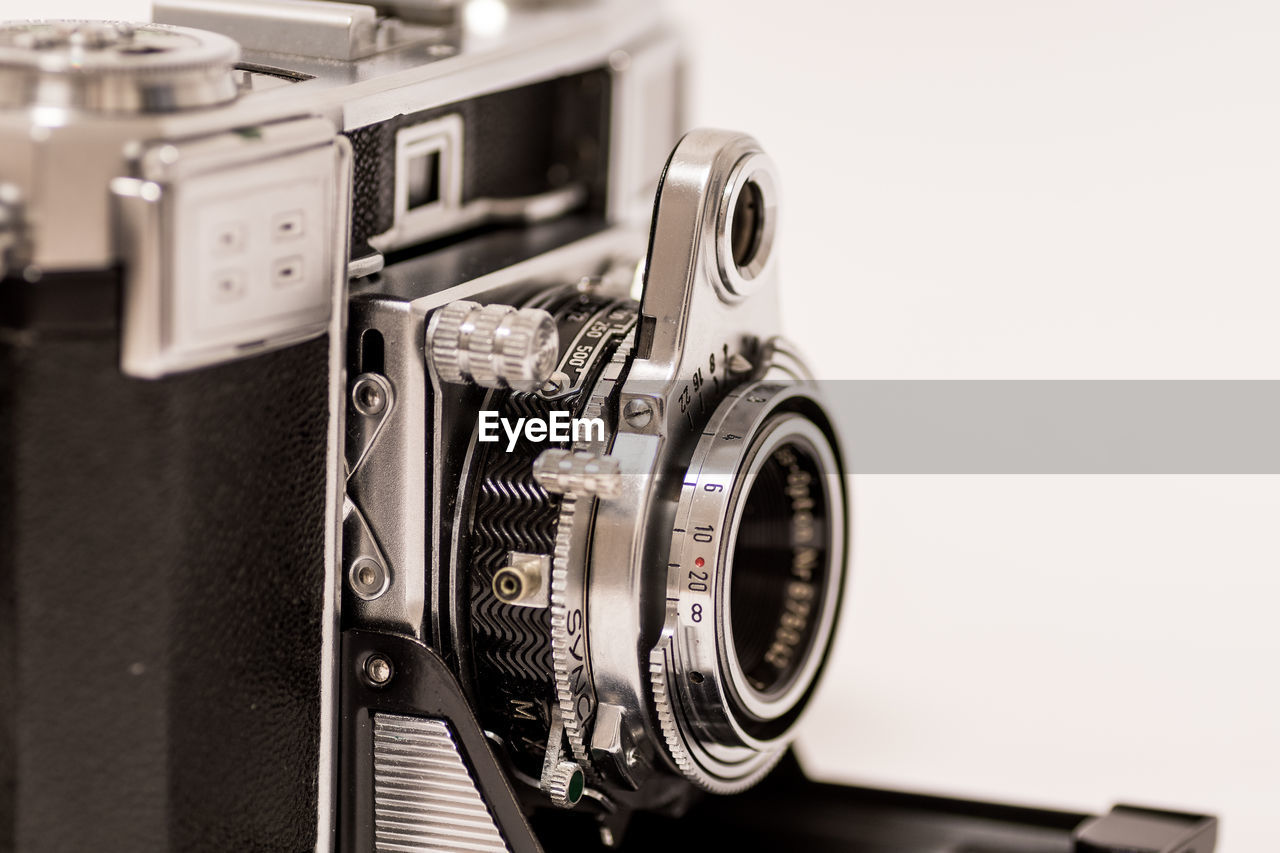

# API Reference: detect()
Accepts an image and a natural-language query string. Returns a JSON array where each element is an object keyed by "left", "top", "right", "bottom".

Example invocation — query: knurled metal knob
[
  {"left": 533, "top": 449, "right": 622, "bottom": 499},
  {"left": 545, "top": 760, "right": 584, "bottom": 809},
  {"left": 427, "top": 300, "right": 559, "bottom": 393},
  {"left": 0, "top": 21, "right": 240, "bottom": 113}
]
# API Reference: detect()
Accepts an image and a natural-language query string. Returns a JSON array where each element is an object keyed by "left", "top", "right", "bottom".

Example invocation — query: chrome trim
[
  {"left": 155, "top": 0, "right": 449, "bottom": 62},
  {"left": 605, "top": 30, "right": 684, "bottom": 225},
  {"left": 113, "top": 117, "right": 349, "bottom": 378},
  {"left": 318, "top": 132, "right": 353, "bottom": 853},
  {"left": 344, "top": 297, "right": 429, "bottom": 640},
  {"left": 368, "top": 113, "right": 464, "bottom": 251},
  {"left": 586, "top": 131, "right": 789, "bottom": 786},
  {"left": 0, "top": 2, "right": 671, "bottom": 272},
  {"left": 650, "top": 389, "right": 845, "bottom": 791},
  {"left": 372, "top": 714, "right": 510, "bottom": 853}
]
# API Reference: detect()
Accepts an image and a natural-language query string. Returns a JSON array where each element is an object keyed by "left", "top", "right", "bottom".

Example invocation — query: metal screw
[
  {"left": 608, "top": 50, "right": 631, "bottom": 72},
  {"left": 365, "top": 655, "right": 393, "bottom": 686},
  {"left": 349, "top": 558, "right": 388, "bottom": 600},
  {"left": 540, "top": 371, "right": 570, "bottom": 397},
  {"left": 352, "top": 375, "right": 387, "bottom": 416},
  {"left": 623, "top": 398, "right": 653, "bottom": 429}
]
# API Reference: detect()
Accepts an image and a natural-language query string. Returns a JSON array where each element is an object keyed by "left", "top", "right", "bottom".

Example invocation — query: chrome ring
[
  {"left": 715, "top": 152, "right": 779, "bottom": 298},
  {"left": 719, "top": 417, "right": 843, "bottom": 725},
  {"left": 650, "top": 380, "right": 847, "bottom": 790}
]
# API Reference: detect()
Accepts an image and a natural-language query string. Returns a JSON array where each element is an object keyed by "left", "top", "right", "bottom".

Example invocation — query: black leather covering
[
  {"left": 1, "top": 271, "right": 330, "bottom": 852},
  {"left": 345, "top": 67, "right": 611, "bottom": 260}
]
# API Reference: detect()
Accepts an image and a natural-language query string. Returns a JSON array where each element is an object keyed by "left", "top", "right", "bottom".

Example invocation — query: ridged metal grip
[
  {"left": 372, "top": 714, "right": 509, "bottom": 852},
  {"left": 427, "top": 300, "right": 559, "bottom": 393},
  {"left": 533, "top": 449, "right": 622, "bottom": 499}
]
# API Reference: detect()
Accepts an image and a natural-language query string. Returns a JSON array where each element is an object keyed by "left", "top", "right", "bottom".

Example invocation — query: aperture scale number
[
  {"left": 673, "top": 479, "right": 730, "bottom": 627},
  {"left": 677, "top": 343, "right": 732, "bottom": 423}
]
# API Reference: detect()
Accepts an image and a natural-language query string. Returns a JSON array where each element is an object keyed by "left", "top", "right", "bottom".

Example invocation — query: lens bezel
[
  {"left": 649, "top": 381, "right": 847, "bottom": 791},
  {"left": 720, "top": 417, "right": 842, "bottom": 730}
]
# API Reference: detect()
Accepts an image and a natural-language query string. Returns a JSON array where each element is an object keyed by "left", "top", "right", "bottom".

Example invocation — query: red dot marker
[{"left": 695, "top": 557, "right": 705, "bottom": 568}]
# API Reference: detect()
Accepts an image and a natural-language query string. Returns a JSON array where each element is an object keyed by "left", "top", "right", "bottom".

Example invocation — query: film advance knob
[{"left": 426, "top": 301, "right": 559, "bottom": 393}]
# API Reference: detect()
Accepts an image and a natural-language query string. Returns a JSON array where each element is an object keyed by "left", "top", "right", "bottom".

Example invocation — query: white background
[
  {"left": 663, "top": 4, "right": 1280, "bottom": 851},
  {"left": 16, "top": 2, "right": 1280, "bottom": 850}
]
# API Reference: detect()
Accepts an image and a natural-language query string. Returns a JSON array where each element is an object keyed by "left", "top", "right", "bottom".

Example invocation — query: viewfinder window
[{"left": 408, "top": 149, "right": 442, "bottom": 210}]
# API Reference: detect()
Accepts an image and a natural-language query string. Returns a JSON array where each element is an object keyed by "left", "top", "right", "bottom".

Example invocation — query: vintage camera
[
  {"left": 0, "top": 3, "right": 850, "bottom": 850},
  {"left": 0, "top": 4, "right": 1224, "bottom": 853}
]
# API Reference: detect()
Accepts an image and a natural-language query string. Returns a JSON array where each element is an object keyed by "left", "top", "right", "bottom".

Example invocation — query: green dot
[{"left": 567, "top": 768, "right": 584, "bottom": 804}]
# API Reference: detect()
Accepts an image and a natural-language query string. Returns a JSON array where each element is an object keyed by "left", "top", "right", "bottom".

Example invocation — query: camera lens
[
  {"left": 646, "top": 393, "right": 846, "bottom": 792},
  {"left": 447, "top": 286, "right": 846, "bottom": 800},
  {"left": 727, "top": 439, "right": 829, "bottom": 703}
]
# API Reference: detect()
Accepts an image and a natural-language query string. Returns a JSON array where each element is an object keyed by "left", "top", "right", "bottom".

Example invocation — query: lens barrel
[{"left": 649, "top": 382, "right": 847, "bottom": 792}]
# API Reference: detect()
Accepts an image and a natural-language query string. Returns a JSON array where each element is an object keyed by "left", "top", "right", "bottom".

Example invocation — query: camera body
[
  {"left": 0, "top": 6, "right": 1232, "bottom": 853},
  {"left": 1, "top": 3, "right": 852, "bottom": 851}
]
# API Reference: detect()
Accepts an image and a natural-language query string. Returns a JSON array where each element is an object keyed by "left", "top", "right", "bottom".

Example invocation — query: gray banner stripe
[{"left": 818, "top": 381, "right": 1280, "bottom": 474}]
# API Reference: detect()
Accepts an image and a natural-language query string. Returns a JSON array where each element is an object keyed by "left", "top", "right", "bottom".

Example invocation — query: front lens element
[
  {"left": 728, "top": 439, "right": 829, "bottom": 700},
  {"left": 651, "top": 385, "right": 847, "bottom": 792}
]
